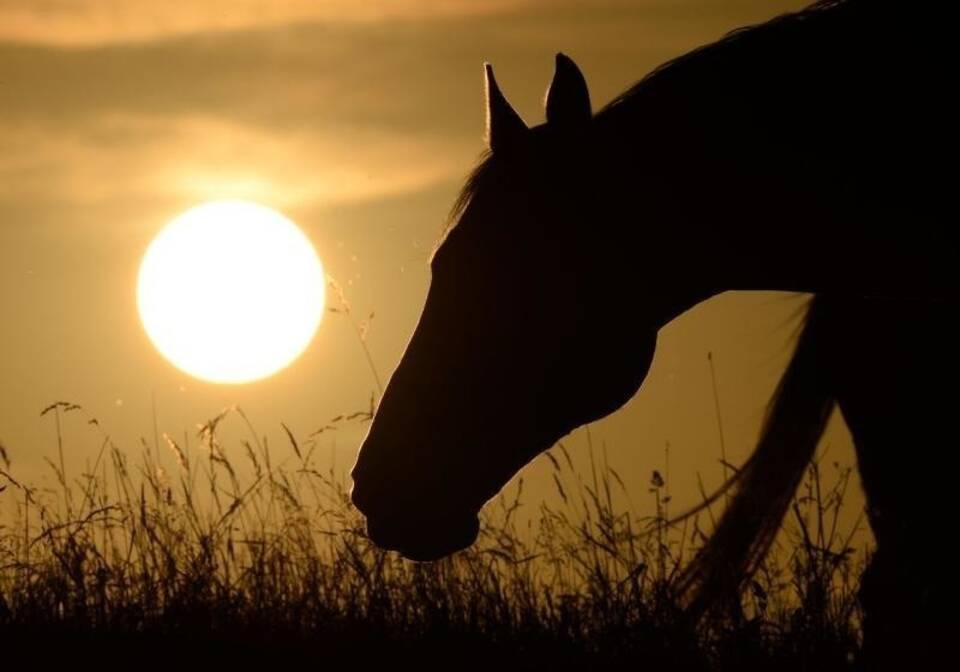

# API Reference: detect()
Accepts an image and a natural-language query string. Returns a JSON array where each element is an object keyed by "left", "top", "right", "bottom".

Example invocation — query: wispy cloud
[
  {"left": 0, "top": 0, "right": 808, "bottom": 218},
  {"left": 0, "top": 113, "right": 471, "bottom": 216},
  {"left": 0, "top": 0, "right": 537, "bottom": 46}
]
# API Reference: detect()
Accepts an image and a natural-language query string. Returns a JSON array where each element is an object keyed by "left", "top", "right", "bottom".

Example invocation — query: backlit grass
[{"left": 0, "top": 401, "right": 868, "bottom": 669}]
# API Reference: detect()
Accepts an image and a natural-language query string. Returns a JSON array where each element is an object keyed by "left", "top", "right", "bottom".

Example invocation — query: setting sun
[{"left": 137, "top": 200, "right": 325, "bottom": 384}]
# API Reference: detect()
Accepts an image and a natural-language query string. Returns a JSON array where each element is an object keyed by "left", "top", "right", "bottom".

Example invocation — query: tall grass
[{"left": 0, "top": 399, "right": 868, "bottom": 669}]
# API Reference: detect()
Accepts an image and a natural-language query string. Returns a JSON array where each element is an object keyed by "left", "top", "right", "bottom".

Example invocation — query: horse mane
[
  {"left": 671, "top": 295, "right": 836, "bottom": 620},
  {"left": 445, "top": 150, "right": 493, "bottom": 235},
  {"left": 597, "top": 0, "right": 851, "bottom": 120}
]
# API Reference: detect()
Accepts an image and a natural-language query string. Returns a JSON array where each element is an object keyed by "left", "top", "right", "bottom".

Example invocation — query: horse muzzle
[
  {"left": 350, "top": 481, "right": 480, "bottom": 561},
  {"left": 365, "top": 510, "right": 480, "bottom": 561}
]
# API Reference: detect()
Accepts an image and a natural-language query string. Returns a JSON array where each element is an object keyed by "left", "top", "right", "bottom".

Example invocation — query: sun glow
[{"left": 137, "top": 200, "right": 325, "bottom": 384}]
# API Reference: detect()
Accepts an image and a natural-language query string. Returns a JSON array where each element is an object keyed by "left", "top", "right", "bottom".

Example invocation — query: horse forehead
[{"left": 530, "top": 122, "right": 552, "bottom": 138}]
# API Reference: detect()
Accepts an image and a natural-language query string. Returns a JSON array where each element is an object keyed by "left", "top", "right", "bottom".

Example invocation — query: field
[{"left": 0, "top": 401, "right": 868, "bottom": 669}]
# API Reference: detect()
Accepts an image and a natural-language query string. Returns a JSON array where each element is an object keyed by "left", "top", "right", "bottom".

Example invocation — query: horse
[{"left": 350, "top": 0, "right": 957, "bottom": 664}]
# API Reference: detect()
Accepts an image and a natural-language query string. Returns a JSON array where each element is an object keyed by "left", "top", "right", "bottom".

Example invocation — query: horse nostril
[
  {"left": 349, "top": 480, "right": 374, "bottom": 516},
  {"left": 349, "top": 484, "right": 363, "bottom": 511}
]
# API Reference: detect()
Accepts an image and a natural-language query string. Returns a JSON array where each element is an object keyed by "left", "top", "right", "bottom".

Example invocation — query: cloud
[
  {"left": 0, "top": 113, "right": 472, "bottom": 219},
  {"left": 0, "top": 0, "right": 537, "bottom": 46},
  {"left": 0, "top": 0, "right": 810, "bottom": 220},
  {"left": 0, "top": 14, "right": 502, "bottom": 217},
  {"left": 0, "top": 1, "right": 807, "bottom": 49}
]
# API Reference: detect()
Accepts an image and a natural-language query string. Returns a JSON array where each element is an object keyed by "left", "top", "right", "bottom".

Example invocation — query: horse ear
[
  {"left": 545, "top": 53, "right": 592, "bottom": 128},
  {"left": 485, "top": 63, "right": 528, "bottom": 153}
]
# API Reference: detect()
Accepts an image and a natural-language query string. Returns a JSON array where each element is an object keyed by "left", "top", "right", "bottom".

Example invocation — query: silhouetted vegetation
[{"left": 0, "top": 402, "right": 867, "bottom": 669}]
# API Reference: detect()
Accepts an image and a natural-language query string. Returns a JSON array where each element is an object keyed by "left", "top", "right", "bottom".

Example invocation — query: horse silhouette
[{"left": 350, "top": 0, "right": 957, "bottom": 664}]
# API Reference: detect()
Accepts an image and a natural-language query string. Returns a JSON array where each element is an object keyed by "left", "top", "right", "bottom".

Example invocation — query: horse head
[{"left": 350, "top": 54, "right": 659, "bottom": 560}]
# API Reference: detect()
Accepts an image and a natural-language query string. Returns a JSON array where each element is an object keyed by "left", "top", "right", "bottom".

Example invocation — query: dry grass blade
[{"left": 281, "top": 422, "right": 302, "bottom": 461}]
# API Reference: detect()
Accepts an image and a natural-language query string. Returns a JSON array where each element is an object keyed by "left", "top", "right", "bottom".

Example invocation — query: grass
[{"left": 0, "top": 397, "right": 869, "bottom": 669}]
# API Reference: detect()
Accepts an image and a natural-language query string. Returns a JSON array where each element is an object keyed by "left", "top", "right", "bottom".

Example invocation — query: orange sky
[{"left": 0, "top": 0, "right": 867, "bottom": 545}]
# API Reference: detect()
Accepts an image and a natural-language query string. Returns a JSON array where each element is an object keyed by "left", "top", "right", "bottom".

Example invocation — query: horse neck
[
  {"left": 589, "top": 127, "right": 842, "bottom": 330},
  {"left": 595, "top": 132, "right": 952, "bottom": 332}
]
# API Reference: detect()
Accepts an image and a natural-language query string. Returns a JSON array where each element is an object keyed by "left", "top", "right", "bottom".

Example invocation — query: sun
[{"left": 137, "top": 200, "right": 325, "bottom": 384}]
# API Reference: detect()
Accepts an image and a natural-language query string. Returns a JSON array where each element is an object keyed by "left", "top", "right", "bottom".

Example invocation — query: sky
[{"left": 0, "top": 0, "right": 867, "bottom": 543}]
